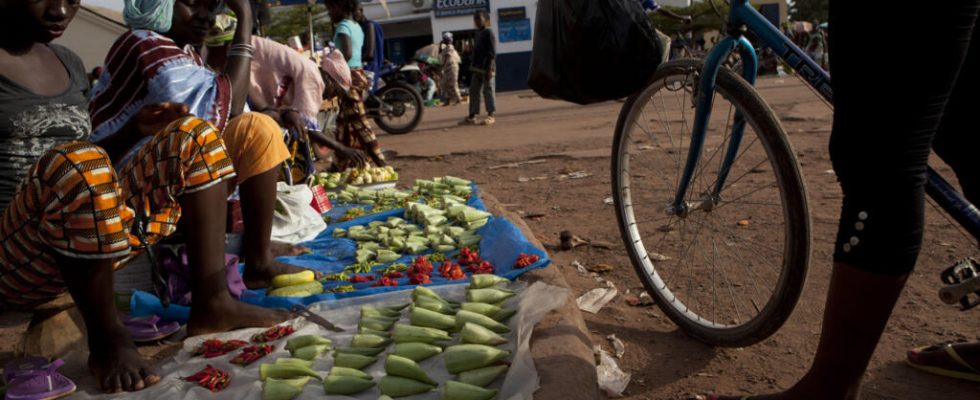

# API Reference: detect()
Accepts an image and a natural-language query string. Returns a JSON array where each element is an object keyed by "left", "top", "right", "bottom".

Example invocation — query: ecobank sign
[{"left": 434, "top": 0, "right": 489, "bottom": 17}]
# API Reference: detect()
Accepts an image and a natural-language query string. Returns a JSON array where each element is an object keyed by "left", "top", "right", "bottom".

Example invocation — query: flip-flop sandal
[
  {"left": 4, "top": 357, "right": 47, "bottom": 384},
  {"left": 122, "top": 314, "right": 181, "bottom": 343},
  {"left": 907, "top": 343, "right": 980, "bottom": 383},
  {"left": 4, "top": 358, "right": 76, "bottom": 400}
]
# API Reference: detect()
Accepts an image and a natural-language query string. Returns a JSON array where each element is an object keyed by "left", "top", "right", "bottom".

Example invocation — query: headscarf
[
  {"left": 320, "top": 48, "right": 352, "bottom": 93},
  {"left": 205, "top": 13, "right": 237, "bottom": 47},
  {"left": 123, "top": 0, "right": 176, "bottom": 33}
]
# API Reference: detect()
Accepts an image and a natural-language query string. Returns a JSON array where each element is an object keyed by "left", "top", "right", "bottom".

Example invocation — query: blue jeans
[{"left": 468, "top": 72, "right": 496, "bottom": 117}]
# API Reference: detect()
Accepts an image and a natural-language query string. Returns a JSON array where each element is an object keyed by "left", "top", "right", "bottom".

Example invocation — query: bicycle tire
[
  {"left": 612, "top": 59, "right": 810, "bottom": 347},
  {"left": 373, "top": 82, "right": 424, "bottom": 135}
]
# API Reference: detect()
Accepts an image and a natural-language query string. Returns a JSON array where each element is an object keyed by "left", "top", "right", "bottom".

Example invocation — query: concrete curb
[{"left": 481, "top": 193, "right": 599, "bottom": 400}]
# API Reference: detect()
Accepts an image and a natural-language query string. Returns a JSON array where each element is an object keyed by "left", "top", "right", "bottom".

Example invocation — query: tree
[
  {"left": 262, "top": 4, "right": 333, "bottom": 44},
  {"left": 789, "top": 0, "right": 828, "bottom": 23}
]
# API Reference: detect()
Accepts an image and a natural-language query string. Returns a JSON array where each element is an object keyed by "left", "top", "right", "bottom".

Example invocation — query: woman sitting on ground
[
  {"left": 0, "top": 0, "right": 288, "bottom": 393},
  {"left": 89, "top": 0, "right": 311, "bottom": 287}
]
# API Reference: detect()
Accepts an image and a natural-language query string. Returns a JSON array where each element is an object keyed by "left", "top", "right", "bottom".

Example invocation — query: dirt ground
[
  {"left": 0, "top": 76, "right": 977, "bottom": 400},
  {"left": 384, "top": 78, "right": 980, "bottom": 400}
]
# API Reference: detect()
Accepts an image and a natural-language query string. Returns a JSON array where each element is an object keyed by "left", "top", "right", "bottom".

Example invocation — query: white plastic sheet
[{"left": 70, "top": 281, "right": 567, "bottom": 400}]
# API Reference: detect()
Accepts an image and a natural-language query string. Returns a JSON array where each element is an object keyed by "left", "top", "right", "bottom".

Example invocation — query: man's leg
[
  {"left": 484, "top": 74, "right": 496, "bottom": 117},
  {"left": 711, "top": 1, "right": 980, "bottom": 399},
  {"left": 468, "top": 73, "right": 484, "bottom": 119},
  {"left": 906, "top": 0, "right": 980, "bottom": 374},
  {"left": 119, "top": 116, "right": 289, "bottom": 333},
  {"left": 219, "top": 112, "right": 309, "bottom": 288}
]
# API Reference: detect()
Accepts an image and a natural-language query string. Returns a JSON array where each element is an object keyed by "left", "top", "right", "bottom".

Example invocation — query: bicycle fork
[{"left": 666, "top": 34, "right": 760, "bottom": 218}]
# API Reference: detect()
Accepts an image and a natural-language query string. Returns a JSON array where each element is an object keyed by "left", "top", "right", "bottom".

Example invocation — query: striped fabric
[
  {"left": 336, "top": 69, "right": 384, "bottom": 170},
  {"left": 0, "top": 117, "right": 235, "bottom": 308},
  {"left": 89, "top": 30, "right": 232, "bottom": 166}
]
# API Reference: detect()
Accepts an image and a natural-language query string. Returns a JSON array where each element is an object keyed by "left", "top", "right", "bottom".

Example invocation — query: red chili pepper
[
  {"left": 230, "top": 345, "right": 274, "bottom": 366},
  {"left": 350, "top": 275, "right": 376, "bottom": 283},
  {"left": 386, "top": 271, "right": 404, "bottom": 278},
  {"left": 410, "top": 256, "right": 433, "bottom": 275},
  {"left": 468, "top": 260, "right": 495, "bottom": 275},
  {"left": 438, "top": 262, "right": 466, "bottom": 280},
  {"left": 184, "top": 365, "right": 229, "bottom": 392},
  {"left": 193, "top": 339, "right": 248, "bottom": 358},
  {"left": 251, "top": 325, "right": 296, "bottom": 343},
  {"left": 409, "top": 272, "right": 431, "bottom": 285},
  {"left": 372, "top": 275, "right": 400, "bottom": 287},
  {"left": 448, "top": 264, "right": 466, "bottom": 280},
  {"left": 513, "top": 253, "right": 540, "bottom": 269},
  {"left": 457, "top": 247, "right": 482, "bottom": 266}
]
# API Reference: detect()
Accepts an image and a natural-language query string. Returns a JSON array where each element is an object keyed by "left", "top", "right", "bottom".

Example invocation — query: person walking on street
[
  {"left": 710, "top": 2, "right": 980, "bottom": 399},
  {"left": 326, "top": 0, "right": 386, "bottom": 168},
  {"left": 641, "top": 0, "right": 691, "bottom": 62},
  {"left": 807, "top": 20, "right": 828, "bottom": 70},
  {"left": 461, "top": 10, "right": 496, "bottom": 126},
  {"left": 440, "top": 32, "right": 462, "bottom": 106}
]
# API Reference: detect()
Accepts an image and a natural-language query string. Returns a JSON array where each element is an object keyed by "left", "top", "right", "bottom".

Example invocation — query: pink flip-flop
[
  {"left": 122, "top": 314, "right": 181, "bottom": 343},
  {"left": 3, "top": 358, "right": 76, "bottom": 400}
]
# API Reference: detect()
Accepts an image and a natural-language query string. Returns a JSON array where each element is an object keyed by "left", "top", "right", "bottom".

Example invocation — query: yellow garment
[{"left": 220, "top": 112, "right": 290, "bottom": 183}]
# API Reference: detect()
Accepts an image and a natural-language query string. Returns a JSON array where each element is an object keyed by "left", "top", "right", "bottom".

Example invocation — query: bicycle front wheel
[{"left": 612, "top": 59, "right": 810, "bottom": 347}]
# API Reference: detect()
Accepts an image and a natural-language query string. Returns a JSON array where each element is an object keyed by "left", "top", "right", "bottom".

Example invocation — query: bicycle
[{"left": 612, "top": 0, "right": 980, "bottom": 347}]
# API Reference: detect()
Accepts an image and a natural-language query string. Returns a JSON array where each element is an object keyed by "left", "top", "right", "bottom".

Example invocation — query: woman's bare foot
[
  {"left": 187, "top": 296, "right": 292, "bottom": 337},
  {"left": 88, "top": 328, "right": 160, "bottom": 393},
  {"left": 269, "top": 240, "right": 311, "bottom": 257},
  {"left": 243, "top": 257, "right": 317, "bottom": 289},
  {"left": 907, "top": 342, "right": 980, "bottom": 378}
]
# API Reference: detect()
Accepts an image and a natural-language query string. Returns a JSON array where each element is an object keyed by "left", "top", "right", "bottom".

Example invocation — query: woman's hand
[
  {"left": 281, "top": 109, "right": 307, "bottom": 134},
  {"left": 132, "top": 102, "right": 191, "bottom": 136},
  {"left": 336, "top": 146, "right": 370, "bottom": 168}
]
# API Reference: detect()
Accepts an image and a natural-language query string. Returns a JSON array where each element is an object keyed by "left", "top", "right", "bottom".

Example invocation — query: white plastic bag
[
  {"left": 596, "top": 347, "right": 631, "bottom": 397},
  {"left": 271, "top": 182, "right": 327, "bottom": 243}
]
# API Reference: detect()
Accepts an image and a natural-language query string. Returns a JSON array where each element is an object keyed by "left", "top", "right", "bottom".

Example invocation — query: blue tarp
[{"left": 131, "top": 184, "right": 549, "bottom": 322}]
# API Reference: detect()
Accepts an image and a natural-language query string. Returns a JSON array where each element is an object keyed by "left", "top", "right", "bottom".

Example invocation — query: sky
[{"left": 84, "top": 0, "right": 124, "bottom": 11}]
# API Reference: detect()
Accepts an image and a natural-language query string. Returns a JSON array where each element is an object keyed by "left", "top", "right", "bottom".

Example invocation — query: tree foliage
[
  {"left": 262, "top": 4, "right": 333, "bottom": 43},
  {"left": 649, "top": 1, "right": 730, "bottom": 37},
  {"left": 789, "top": 0, "right": 828, "bottom": 24}
]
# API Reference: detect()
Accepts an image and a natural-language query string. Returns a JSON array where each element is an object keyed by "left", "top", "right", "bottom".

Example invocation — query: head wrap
[
  {"left": 319, "top": 48, "right": 351, "bottom": 93},
  {"left": 123, "top": 0, "right": 176, "bottom": 33}
]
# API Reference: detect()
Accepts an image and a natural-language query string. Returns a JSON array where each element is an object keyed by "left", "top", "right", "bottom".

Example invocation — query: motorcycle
[{"left": 364, "top": 62, "right": 425, "bottom": 135}]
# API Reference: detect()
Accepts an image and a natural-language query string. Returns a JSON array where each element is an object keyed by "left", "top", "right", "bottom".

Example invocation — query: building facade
[{"left": 360, "top": 0, "right": 534, "bottom": 92}]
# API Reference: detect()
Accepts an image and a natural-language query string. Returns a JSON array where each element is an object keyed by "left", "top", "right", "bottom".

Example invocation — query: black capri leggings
[{"left": 829, "top": 1, "right": 980, "bottom": 275}]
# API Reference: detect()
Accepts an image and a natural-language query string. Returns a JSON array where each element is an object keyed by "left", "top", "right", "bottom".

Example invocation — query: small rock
[{"left": 638, "top": 292, "right": 654, "bottom": 306}]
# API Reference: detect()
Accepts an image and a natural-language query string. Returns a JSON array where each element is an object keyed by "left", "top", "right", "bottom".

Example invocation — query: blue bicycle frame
[{"left": 671, "top": 0, "right": 980, "bottom": 240}]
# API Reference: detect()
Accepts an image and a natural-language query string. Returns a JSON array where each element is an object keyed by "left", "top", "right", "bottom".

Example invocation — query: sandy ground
[{"left": 383, "top": 78, "right": 979, "bottom": 400}]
